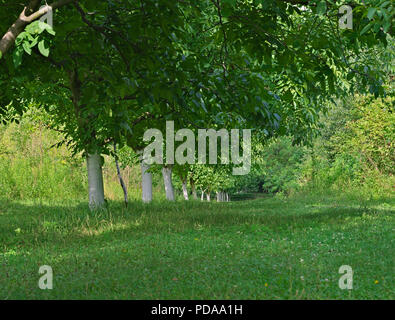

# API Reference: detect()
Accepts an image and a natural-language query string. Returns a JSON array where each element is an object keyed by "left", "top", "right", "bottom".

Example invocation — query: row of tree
[{"left": 0, "top": 0, "right": 392, "bottom": 208}]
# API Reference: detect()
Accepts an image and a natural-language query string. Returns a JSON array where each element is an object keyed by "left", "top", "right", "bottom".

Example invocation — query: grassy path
[{"left": 0, "top": 195, "right": 394, "bottom": 299}]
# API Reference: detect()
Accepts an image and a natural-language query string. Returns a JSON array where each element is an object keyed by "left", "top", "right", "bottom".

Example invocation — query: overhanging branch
[{"left": 0, "top": 0, "right": 75, "bottom": 57}]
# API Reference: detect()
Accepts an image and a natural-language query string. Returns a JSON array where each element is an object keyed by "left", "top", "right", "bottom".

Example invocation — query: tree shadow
[{"left": 0, "top": 197, "right": 393, "bottom": 250}]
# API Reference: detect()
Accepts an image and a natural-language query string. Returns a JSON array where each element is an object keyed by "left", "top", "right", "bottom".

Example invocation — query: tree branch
[{"left": 0, "top": 0, "right": 75, "bottom": 57}]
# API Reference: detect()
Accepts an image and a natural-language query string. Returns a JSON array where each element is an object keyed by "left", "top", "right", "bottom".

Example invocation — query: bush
[{"left": 295, "top": 95, "right": 395, "bottom": 198}]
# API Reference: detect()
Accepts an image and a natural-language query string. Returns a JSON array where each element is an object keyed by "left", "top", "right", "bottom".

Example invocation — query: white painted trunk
[
  {"left": 226, "top": 193, "right": 230, "bottom": 202},
  {"left": 141, "top": 161, "right": 153, "bottom": 203},
  {"left": 86, "top": 152, "right": 105, "bottom": 209},
  {"left": 221, "top": 192, "right": 225, "bottom": 202},
  {"left": 201, "top": 190, "right": 205, "bottom": 201},
  {"left": 206, "top": 193, "right": 211, "bottom": 202},
  {"left": 162, "top": 166, "right": 175, "bottom": 201},
  {"left": 182, "top": 181, "right": 189, "bottom": 200},
  {"left": 216, "top": 192, "right": 220, "bottom": 202},
  {"left": 191, "top": 185, "right": 197, "bottom": 200}
]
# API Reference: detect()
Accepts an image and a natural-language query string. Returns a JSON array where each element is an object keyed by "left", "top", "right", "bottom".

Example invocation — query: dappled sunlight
[
  {"left": 79, "top": 220, "right": 142, "bottom": 237},
  {"left": 1, "top": 194, "right": 393, "bottom": 299}
]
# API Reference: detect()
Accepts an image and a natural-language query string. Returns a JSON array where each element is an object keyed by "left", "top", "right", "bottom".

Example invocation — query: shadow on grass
[
  {"left": 1, "top": 196, "right": 394, "bottom": 299},
  {"left": 0, "top": 196, "right": 393, "bottom": 251}
]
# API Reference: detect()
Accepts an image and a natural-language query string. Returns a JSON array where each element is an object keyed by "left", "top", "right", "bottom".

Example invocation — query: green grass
[{"left": 0, "top": 194, "right": 394, "bottom": 299}]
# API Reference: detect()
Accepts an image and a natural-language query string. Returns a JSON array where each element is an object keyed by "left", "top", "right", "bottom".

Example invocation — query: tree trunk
[
  {"left": 190, "top": 177, "right": 197, "bottom": 199},
  {"left": 182, "top": 180, "right": 189, "bottom": 200},
  {"left": 141, "top": 161, "right": 153, "bottom": 203},
  {"left": 216, "top": 192, "right": 221, "bottom": 202},
  {"left": 162, "top": 166, "right": 175, "bottom": 201},
  {"left": 206, "top": 192, "right": 211, "bottom": 202},
  {"left": 86, "top": 152, "right": 105, "bottom": 209},
  {"left": 114, "top": 143, "right": 128, "bottom": 207},
  {"left": 201, "top": 190, "right": 205, "bottom": 201}
]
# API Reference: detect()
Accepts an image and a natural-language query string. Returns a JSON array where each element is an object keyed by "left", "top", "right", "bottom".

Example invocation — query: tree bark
[
  {"left": 162, "top": 165, "right": 175, "bottom": 201},
  {"left": 114, "top": 143, "right": 128, "bottom": 207},
  {"left": 69, "top": 67, "right": 105, "bottom": 210},
  {"left": 206, "top": 192, "right": 211, "bottom": 202},
  {"left": 190, "top": 177, "right": 197, "bottom": 200},
  {"left": 86, "top": 152, "right": 105, "bottom": 209},
  {"left": 182, "top": 179, "right": 189, "bottom": 200},
  {"left": 141, "top": 161, "right": 153, "bottom": 203}
]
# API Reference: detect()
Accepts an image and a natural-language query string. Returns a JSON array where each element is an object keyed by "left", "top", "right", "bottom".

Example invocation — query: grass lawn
[{"left": 0, "top": 194, "right": 394, "bottom": 299}]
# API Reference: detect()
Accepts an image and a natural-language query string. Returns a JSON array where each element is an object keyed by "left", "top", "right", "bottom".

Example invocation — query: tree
[
  {"left": 1, "top": 0, "right": 208, "bottom": 207},
  {"left": 328, "top": 95, "right": 395, "bottom": 175},
  {"left": 173, "top": 164, "right": 190, "bottom": 200},
  {"left": 1, "top": 0, "right": 392, "bottom": 208}
]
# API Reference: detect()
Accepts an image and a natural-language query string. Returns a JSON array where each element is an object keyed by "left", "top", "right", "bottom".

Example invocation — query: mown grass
[{"left": 0, "top": 194, "right": 394, "bottom": 299}]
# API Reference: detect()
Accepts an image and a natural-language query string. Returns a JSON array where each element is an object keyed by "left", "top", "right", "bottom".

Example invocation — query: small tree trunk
[
  {"left": 141, "top": 161, "right": 153, "bottom": 203},
  {"left": 182, "top": 179, "right": 189, "bottom": 200},
  {"left": 162, "top": 166, "right": 175, "bottom": 201},
  {"left": 86, "top": 152, "right": 105, "bottom": 209},
  {"left": 190, "top": 178, "right": 198, "bottom": 200},
  {"left": 115, "top": 157, "right": 128, "bottom": 207},
  {"left": 206, "top": 192, "right": 211, "bottom": 202},
  {"left": 114, "top": 143, "right": 128, "bottom": 207},
  {"left": 201, "top": 190, "right": 205, "bottom": 201},
  {"left": 226, "top": 193, "right": 230, "bottom": 202},
  {"left": 217, "top": 192, "right": 225, "bottom": 202}
]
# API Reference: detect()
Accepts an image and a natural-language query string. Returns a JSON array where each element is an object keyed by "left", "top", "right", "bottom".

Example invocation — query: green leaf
[
  {"left": 25, "top": 21, "right": 43, "bottom": 34},
  {"left": 38, "top": 40, "right": 49, "bottom": 57},
  {"left": 360, "top": 22, "right": 373, "bottom": 35},
  {"left": 383, "top": 20, "right": 391, "bottom": 32},
  {"left": 30, "top": 37, "right": 39, "bottom": 48},
  {"left": 367, "top": 7, "right": 377, "bottom": 20},
  {"left": 22, "top": 42, "right": 32, "bottom": 55},
  {"left": 39, "top": 21, "right": 56, "bottom": 35},
  {"left": 13, "top": 47, "right": 23, "bottom": 68}
]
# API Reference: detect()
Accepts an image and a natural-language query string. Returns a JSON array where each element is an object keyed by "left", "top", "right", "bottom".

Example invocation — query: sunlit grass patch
[{"left": 0, "top": 194, "right": 394, "bottom": 299}]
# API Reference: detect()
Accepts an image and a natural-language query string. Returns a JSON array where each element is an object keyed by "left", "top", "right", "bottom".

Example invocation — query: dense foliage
[{"left": 1, "top": 92, "right": 393, "bottom": 201}]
